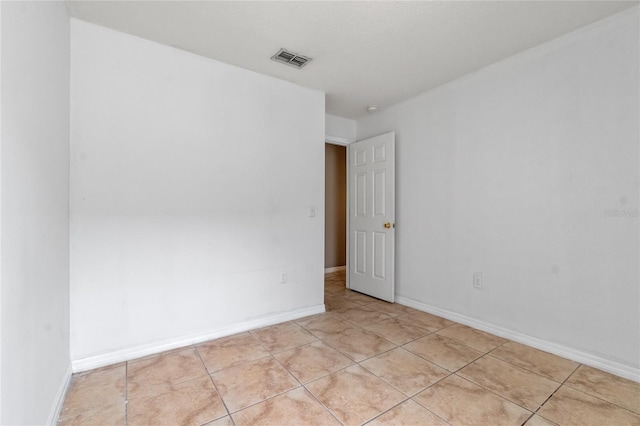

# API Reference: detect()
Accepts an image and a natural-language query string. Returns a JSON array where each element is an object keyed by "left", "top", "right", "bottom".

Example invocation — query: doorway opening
[
  {"left": 324, "top": 131, "right": 395, "bottom": 302},
  {"left": 324, "top": 142, "right": 347, "bottom": 293}
]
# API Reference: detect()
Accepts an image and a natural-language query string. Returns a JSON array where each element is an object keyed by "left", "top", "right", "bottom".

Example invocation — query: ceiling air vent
[{"left": 271, "top": 48, "right": 312, "bottom": 69}]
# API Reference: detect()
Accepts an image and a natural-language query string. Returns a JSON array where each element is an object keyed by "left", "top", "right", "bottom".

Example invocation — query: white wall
[
  {"left": 70, "top": 20, "right": 325, "bottom": 362},
  {"left": 1, "top": 3, "right": 3, "bottom": 420},
  {"left": 1, "top": 2, "right": 71, "bottom": 424},
  {"left": 1, "top": 3, "right": 4, "bottom": 422},
  {"left": 326, "top": 113, "right": 357, "bottom": 142},
  {"left": 357, "top": 8, "right": 639, "bottom": 376}
]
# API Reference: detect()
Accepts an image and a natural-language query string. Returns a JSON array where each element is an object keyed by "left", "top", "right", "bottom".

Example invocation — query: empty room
[{"left": 1, "top": 1, "right": 639, "bottom": 425}]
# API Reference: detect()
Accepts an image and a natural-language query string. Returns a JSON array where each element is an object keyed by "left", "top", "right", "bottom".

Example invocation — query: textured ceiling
[{"left": 67, "top": 1, "right": 638, "bottom": 119}]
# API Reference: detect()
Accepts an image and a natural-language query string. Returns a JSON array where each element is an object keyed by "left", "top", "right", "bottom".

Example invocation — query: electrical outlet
[
  {"left": 280, "top": 272, "right": 287, "bottom": 284},
  {"left": 473, "top": 272, "right": 483, "bottom": 289}
]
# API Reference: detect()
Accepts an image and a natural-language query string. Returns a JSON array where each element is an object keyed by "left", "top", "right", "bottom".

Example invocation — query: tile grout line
[
  {"left": 451, "top": 373, "right": 536, "bottom": 416},
  {"left": 199, "top": 334, "right": 306, "bottom": 420},
  {"left": 411, "top": 331, "right": 611, "bottom": 422},
  {"left": 301, "top": 383, "right": 345, "bottom": 425},
  {"left": 409, "top": 393, "right": 456, "bottom": 426},
  {"left": 484, "top": 352, "right": 571, "bottom": 384},
  {"left": 400, "top": 339, "right": 486, "bottom": 376},
  {"left": 450, "top": 352, "right": 559, "bottom": 414},
  {"left": 537, "top": 362, "right": 581, "bottom": 411},
  {"left": 299, "top": 356, "right": 409, "bottom": 426},
  {"left": 519, "top": 413, "right": 536, "bottom": 426},
  {"left": 221, "top": 380, "right": 305, "bottom": 418},
  {"left": 268, "top": 347, "right": 306, "bottom": 389},
  {"left": 125, "top": 346, "right": 210, "bottom": 396},
  {"left": 327, "top": 284, "right": 494, "bottom": 377},
  {"left": 275, "top": 339, "right": 358, "bottom": 387},
  {"left": 528, "top": 362, "right": 584, "bottom": 425},
  {"left": 539, "top": 363, "right": 640, "bottom": 417},
  {"left": 453, "top": 348, "right": 634, "bottom": 423},
  {"left": 193, "top": 345, "right": 234, "bottom": 422},
  {"left": 359, "top": 395, "right": 413, "bottom": 425},
  {"left": 321, "top": 288, "right": 461, "bottom": 425},
  {"left": 357, "top": 356, "right": 455, "bottom": 410},
  {"left": 206, "top": 353, "right": 273, "bottom": 377},
  {"left": 485, "top": 354, "right": 566, "bottom": 397},
  {"left": 124, "top": 361, "right": 128, "bottom": 426}
]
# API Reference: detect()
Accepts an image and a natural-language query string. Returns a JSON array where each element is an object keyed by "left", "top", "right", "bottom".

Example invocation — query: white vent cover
[{"left": 271, "top": 48, "right": 312, "bottom": 69}]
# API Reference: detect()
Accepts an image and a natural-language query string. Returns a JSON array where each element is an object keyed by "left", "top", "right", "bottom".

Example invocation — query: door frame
[{"left": 325, "top": 134, "right": 354, "bottom": 290}]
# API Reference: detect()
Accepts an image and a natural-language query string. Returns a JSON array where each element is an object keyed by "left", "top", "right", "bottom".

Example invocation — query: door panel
[
  {"left": 372, "top": 231, "right": 386, "bottom": 280},
  {"left": 355, "top": 173, "right": 367, "bottom": 216},
  {"left": 373, "top": 170, "right": 386, "bottom": 216},
  {"left": 355, "top": 231, "right": 367, "bottom": 275},
  {"left": 348, "top": 132, "right": 395, "bottom": 302}
]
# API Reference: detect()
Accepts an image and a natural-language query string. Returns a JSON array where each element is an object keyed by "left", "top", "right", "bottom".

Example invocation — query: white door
[{"left": 348, "top": 132, "right": 395, "bottom": 302}]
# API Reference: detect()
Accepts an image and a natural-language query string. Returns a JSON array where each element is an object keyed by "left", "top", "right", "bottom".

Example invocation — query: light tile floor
[{"left": 59, "top": 271, "right": 640, "bottom": 426}]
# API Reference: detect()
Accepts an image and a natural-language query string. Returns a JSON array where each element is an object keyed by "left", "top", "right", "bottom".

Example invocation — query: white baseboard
[
  {"left": 47, "top": 364, "right": 72, "bottom": 425},
  {"left": 396, "top": 296, "right": 640, "bottom": 383},
  {"left": 324, "top": 266, "right": 346, "bottom": 273},
  {"left": 71, "top": 304, "right": 326, "bottom": 373}
]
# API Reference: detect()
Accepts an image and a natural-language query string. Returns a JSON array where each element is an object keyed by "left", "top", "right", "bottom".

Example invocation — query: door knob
[{"left": 384, "top": 222, "right": 394, "bottom": 229}]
